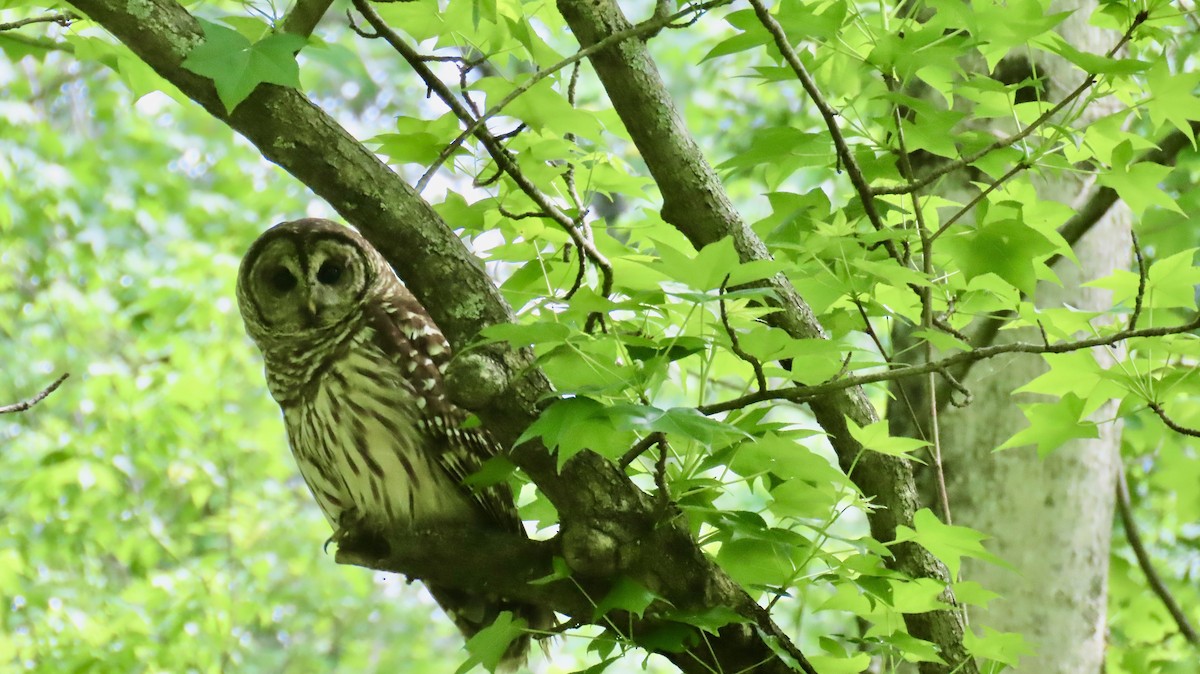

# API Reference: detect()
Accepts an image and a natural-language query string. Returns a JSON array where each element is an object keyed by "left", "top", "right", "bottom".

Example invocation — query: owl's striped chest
[{"left": 282, "top": 345, "right": 474, "bottom": 531}]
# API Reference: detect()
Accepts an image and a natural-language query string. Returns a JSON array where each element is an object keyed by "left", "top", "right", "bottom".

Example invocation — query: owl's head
[{"left": 236, "top": 218, "right": 382, "bottom": 339}]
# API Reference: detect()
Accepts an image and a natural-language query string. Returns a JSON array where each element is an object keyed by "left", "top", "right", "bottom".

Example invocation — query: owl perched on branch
[{"left": 236, "top": 218, "right": 550, "bottom": 669}]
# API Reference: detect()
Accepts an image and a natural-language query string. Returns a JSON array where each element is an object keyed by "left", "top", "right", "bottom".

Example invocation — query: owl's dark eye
[
  {"left": 269, "top": 266, "right": 298, "bottom": 293},
  {"left": 316, "top": 260, "right": 343, "bottom": 285}
]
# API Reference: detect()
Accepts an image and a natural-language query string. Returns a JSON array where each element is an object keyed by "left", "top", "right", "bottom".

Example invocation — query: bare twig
[
  {"left": 699, "top": 314, "right": 1200, "bottom": 415},
  {"left": 1130, "top": 231, "right": 1147, "bottom": 331},
  {"left": 852, "top": 296, "right": 889, "bottom": 361},
  {"left": 719, "top": 275, "right": 767, "bottom": 393},
  {"left": 498, "top": 206, "right": 552, "bottom": 221},
  {"left": 0, "top": 12, "right": 78, "bottom": 32},
  {"left": 1116, "top": 465, "right": 1200, "bottom": 645},
  {"left": 1147, "top": 402, "right": 1200, "bottom": 438},
  {"left": 888, "top": 71, "right": 954, "bottom": 527},
  {"left": 0, "top": 373, "right": 70, "bottom": 414},
  {"left": 928, "top": 160, "right": 1030, "bottom": 243}
]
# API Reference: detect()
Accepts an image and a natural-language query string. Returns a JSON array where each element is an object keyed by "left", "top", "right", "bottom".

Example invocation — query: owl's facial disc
[{"left": 244, "top": 235, "right": 367, "bottom": 334}]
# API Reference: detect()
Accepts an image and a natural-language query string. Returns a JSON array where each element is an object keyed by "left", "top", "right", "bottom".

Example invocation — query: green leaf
[
  {"left": 891, "top": 509, "right": 1007, "bottom": 578},
  {"left": 181, "top": 20, "right": 306, "bottom": 113},
  {"left": 998, "top": 392, "right": 1100, "bottom": 457},
  {"left": 456, "top": 611, "right": 525, "bottom": 673},
  {"left": 848, "top": 420, "right": 929, "bottom": 460},
  {"left": 1146, "top": 61, "right": 1200, "bottom": 141},
  {"left": 593, "top": 577, "right": 660, "bottom": 620},
  {"left": 963, "top": 626, "right": 1035, "bottom": 667},
  {"left": 1097, "top": 141, "right": 1184, "bottom": 217},
  {"left": 943, "top": 218, "right": 1058, "bottom": 294},
  {"left": 514, "top": 396, "right": 621, "bottom": 468},
  {"left": 1042, "top": 34, "right": 1151, "bottom": 75}
]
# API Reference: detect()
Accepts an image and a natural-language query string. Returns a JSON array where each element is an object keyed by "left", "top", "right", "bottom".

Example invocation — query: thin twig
[
  {"left": 747, "top": 0, "right": 900, "bottom": 264},
  {"left": 699, "top": 314, "right": 1200, "bottom": 415},
  {"left": 888, "top": 72, "right": 954, "bottom": 526},
  {"left": 618, "top": 432, "right": 666, "bottom": 468},
  {"left": 1116, "top": 465, "right": 1200, "bottom": 645},
  {"left": 350, "top": 0, "right": 614, "bottom": 304},
  {"left": 0, "top": 373, "right": 70, "bottom": 414},
  {"left": 1130, "top": 231, "right": 1147, "bottom": 331},
  {"left": 719, "top": 275, "right": 767, "bottom": 393},
  {"left": 852, "top": 296, "right": 889, "bottom": 360},
  {"left": 928, "top": 160, "right": 1030, "bottom": 243},
  {"left": 419, "top": 0, "right": 733, "bottom": 190},
  {"left": 0, "top": 12, "right": 77, "bottom": 32},
  {"left": 873, "top": 10, "right": 1148, "bottom": 197},
  {"left": 498, "top": 206, "right": 552, "bottom": 220},
  {"left": 1147, "top": 402, "right": 1200, "bottom": 438}
]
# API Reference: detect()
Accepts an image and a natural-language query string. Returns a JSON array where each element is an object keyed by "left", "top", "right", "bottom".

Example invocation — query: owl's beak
[{"left": 307, "top": 298, "right": 319, "bottom": 318}]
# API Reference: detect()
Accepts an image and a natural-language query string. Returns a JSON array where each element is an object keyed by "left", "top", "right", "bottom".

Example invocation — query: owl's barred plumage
[{"left": 236, "top": 218, "right": 550, "bottom": 669}]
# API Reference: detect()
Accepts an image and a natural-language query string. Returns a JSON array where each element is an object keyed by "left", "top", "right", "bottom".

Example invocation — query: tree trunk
[{"left": 937, "top": 4, "right": 1127, "bottom": 671}]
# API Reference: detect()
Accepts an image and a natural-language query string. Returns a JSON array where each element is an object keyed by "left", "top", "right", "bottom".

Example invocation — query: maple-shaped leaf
[
  {"left": 892, "top": 509, "right": 1008, "bottom": 579},
  {"left": 1097, "top": 141, "right": 1184, "bottom": 218},
  {"left": 943, "top": 218, "right": 1058, "bottom": 295},
  {"left": 182, "top": 20, "right": 306, "bottom": 113},
  {"left": 1145, "top": 61, "right": 1200, "bottom": 141},
  {"left": 998, "top": 392, "right": 1099, "bottom": 457}
]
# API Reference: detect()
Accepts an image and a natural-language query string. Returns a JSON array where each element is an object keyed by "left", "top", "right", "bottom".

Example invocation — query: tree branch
[
  {"left": 703, "top": 315, "right": 1200, "bottom": 415},
  {"left": 555, "top": 0, "right": 974, "bottom": 670},
  {"left": 872, "top": 10, "right": 1149, "bottom": 197},
  {"left": 0, "top": 12, "right": 78, "bottom": 32},
  {"left": 1115, "top": 467, "right": 1200, "bottom": 645},
  {"left": 0, "top": 373, "right": 70, "bottom": 414},
  {"left": 280, "top": 0, "right": 334, "bottom": 37},
  {"left": 747, "top": 0, "right": 898, "bottom": 262},
  {"left": 68, "top": 1, "right": 814, "bottom": 671}
]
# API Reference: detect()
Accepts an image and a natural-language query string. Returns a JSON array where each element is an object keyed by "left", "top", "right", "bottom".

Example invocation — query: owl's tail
[{"left": 428, "top": 585, "right": 556, "bottom": 672}]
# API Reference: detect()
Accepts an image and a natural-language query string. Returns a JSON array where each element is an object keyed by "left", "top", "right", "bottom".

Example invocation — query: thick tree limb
[
  {"left": 68, "top": 1, "right": 813, "bottom": 671},
  {"left": 554, "top": 0, "right": 974, "bottom": 670},
  {"left": 280, "top": 0, "right": 334, "bottom": 37}
]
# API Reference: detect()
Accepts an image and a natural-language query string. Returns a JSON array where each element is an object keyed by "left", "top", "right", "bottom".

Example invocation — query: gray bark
[{"left": 914, "top": 4, "right": 1128, "bottom": 671}]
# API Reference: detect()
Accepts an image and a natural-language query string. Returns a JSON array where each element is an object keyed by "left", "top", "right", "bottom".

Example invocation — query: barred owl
[{"left": 236, "top": 218, "right": 549, "bottom": 669}]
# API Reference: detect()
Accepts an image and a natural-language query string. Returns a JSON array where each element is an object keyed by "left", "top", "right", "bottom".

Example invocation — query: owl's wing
[{"left": 364, "top": 296, "right": 523, "bottom": 533}]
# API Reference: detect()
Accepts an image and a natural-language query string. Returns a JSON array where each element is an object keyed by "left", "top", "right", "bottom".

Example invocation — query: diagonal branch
[
  {"left": 280, "top": 0, "right": 334, "bottom": 37},
  {"left": 0, "top": 373, "right": 70, "bottom": 415},
  {"left": 555, "top": 0, "right": 974, "bottom": 670},
  {"left": 1115, "top": 467, "right": 1200, "bottom": 645},
  {"left": 746, "top": 0, "right": 898, "bottom": 262},
  {"left": 349, "top": 0, "right": 614, "bottom": 304},
  {"left": 67, "top": 1, "right": 816, "bottom": 671}
]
